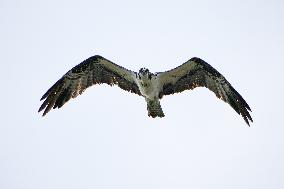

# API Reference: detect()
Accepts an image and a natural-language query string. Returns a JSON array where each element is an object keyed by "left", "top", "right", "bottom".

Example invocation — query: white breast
[{"left": 135, "top": 75, "right": 161, "bottom": 100}]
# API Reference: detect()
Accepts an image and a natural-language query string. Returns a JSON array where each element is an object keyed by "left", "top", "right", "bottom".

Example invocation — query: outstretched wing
[
  {"left": 38, "top": 55, "right": 141, "bottom": 116},
  {"left": 157, "top": 57, "right": 253, "bottom": 126}
]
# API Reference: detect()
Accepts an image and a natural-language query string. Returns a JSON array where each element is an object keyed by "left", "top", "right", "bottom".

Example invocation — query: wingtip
[
  {"left": 38, "top": 107, "right": 46, "bottom": 117},
  {"left": 244, "top": 118, "right": 250, "bottom": 127},
  {"left": 39, "top": 111, "right": 46, "bottom": 117},
  {"left": 40, "top": 96, "right": 45, "bottom": 101},
  {"left": 245, "top": 116, "right": 253, "bottom": 127},
  {"left": 38, "top": 106, "right": 44, "bottom": 113},
  {"left": 38, "top": 108, "right": 46, "bottom": 117}
]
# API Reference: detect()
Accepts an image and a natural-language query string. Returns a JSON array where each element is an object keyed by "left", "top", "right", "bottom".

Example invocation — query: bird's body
[
  {"left": 135, "top": 69, "right": 165, "bottom": 117},
  {"left": 135, "top": 69, "right": 160, "bottom": 100},
  {"left": 39, "top": 55, "right": 253, "bottom": 126}
]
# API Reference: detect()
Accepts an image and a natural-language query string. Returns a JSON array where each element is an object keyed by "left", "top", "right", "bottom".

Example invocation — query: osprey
[{"left": 39, "top": 55, "right": 253, "bottom": 126}]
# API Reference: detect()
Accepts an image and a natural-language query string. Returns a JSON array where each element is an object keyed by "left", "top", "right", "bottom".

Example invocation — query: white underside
[{"left": 134, "top": 75, "right": 162, "bottom": 100}]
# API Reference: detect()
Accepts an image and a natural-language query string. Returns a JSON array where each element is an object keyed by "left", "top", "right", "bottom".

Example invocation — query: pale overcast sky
[{"left": 0, "top": 0, "right": 284, "bottom": 188}]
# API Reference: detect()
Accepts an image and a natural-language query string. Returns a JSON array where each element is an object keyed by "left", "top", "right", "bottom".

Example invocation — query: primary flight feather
[{"left": 39, "top": 55, "right": 253, "bottom": 126}]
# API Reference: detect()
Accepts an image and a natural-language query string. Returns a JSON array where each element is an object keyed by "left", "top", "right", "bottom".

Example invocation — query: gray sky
[{"left": 0, "top": 0, "right": 283, "bottom": 188}]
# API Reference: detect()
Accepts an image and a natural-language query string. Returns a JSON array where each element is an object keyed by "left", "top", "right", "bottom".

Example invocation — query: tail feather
[{"left": 147, "top": 99, "right": 165, "bottom": 118}]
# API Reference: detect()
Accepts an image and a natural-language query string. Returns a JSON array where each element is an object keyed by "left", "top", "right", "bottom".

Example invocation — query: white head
[
  {"left": 138, "top": 68, "right": 153, "bottom": 80},
  {"left": 137, "top": 68, "right": 155, "bottom": 87}
]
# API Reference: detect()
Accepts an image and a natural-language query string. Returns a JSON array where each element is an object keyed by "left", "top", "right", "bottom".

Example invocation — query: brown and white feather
[
  {"left": 38, "top": 55, "right": 141, "bottom": 116},
  {"left": 157, "top": 57, "right": 253, "bottom": 125}
]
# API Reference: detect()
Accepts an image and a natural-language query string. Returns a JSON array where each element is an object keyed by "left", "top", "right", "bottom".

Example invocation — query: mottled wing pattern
[
  {"left": 158, "top": 57, "right": 253, "bottom": 125},
  {"left": 38, "top": 55, "right": 141, "bottom": 116}
]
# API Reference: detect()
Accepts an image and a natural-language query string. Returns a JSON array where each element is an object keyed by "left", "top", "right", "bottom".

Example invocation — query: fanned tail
[{"left": 146, "top": 99, "right": 165, "bottom": 118}]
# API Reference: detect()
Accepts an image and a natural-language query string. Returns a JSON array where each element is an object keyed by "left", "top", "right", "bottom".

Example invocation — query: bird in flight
[{"left": 39, "top": 55, "right": 253, "bottom": 126}]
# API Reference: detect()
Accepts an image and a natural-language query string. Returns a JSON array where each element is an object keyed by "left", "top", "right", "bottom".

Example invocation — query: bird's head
[
  {"left": 137, "top": 68, "right": 153, "bottom": 87},
  {"left": 138, "top": 68, "right": 152, "bottom": 80},
  {"left": 139, "top": 68, "right": 150, "bottom": 76}
]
